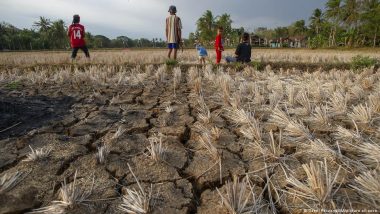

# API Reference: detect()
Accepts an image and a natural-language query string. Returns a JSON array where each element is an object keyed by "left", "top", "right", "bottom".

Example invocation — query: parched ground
[{"left": 0, "top": 57, "right": 380, "bottom": 214}]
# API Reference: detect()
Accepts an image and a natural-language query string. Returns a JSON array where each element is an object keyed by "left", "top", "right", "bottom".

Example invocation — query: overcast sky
[{"left": 0, "top": 0, "right": 326, "bottom": 39}]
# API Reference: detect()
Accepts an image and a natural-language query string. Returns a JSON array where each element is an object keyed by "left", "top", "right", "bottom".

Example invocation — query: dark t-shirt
[{"left": 235, "top": 42, "right": 251, "bottom": 63}]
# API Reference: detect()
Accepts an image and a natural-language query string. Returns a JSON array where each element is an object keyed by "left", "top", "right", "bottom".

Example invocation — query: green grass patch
[
  {"left": 251, "top": 60, "right": 264, "bottom": 70},
  {"left": 5, "top": 81, "right": 22, "bottom": 90},
  {"left": 165, "top": 59, "right": 178, "bottom": 66},
  {"left": 351, "top": 55, "right": 378, "bottom": 71}
]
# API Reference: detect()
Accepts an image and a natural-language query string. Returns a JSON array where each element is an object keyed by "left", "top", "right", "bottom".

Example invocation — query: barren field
[{"left": 0, "top": 50, "right": 380, "bottom": 214}]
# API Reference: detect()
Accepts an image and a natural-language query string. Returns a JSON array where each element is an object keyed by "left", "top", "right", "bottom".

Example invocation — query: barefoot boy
[
  {"left": 196, "top": 42, "right": 208, "bottom": 65},
  {"left": 214, "top": 26, "right": 224, "bottom": 64},
  {"left": 67, "top": 15, "right": 90, "bottom": 60},
  {"left": 166, "top": 5, "right": 182, "bottom": 60}
]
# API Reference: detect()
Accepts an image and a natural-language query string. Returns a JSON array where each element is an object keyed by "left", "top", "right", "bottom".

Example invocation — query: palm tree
[
  {"left": 196, "top": 10, "right": 216, "bottom": 42},
  {"left": 325, "top": 0, "right": 342, "bottom": 46},
  {"left": 309, "top": 9, "right": 323, "bottom": 35},
  {"left": 361, "top": 0, "right": 380, "bottom": 47},
  {"left": 50, "top": 20, "right": 67, "bottom": 49},
  {"left": 293, "top": 20, "right": 307, "bottom": 36},
  {"left": 33, "top": 16, "right": 51, "bottom": 32},
  {"left": 341, "top": 0, "right": 361, "bottom": 46},
  {"left": 215, "top": 13, "right": 233, "bottom": 41}
]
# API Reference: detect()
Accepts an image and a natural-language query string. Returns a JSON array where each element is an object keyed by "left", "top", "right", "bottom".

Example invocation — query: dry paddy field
[{"left": 0, "top": 49, "right": 380, "bottom": 214}]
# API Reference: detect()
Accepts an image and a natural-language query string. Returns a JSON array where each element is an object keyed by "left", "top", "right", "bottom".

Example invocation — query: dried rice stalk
[
  {"left": 308, "top": 106, "right": 331, "bottom": 130},
  {"left": 284, "top": 120, "right": 313, "bottom": 143},
  {"left": 96, "top": 145, "right": 110, "bottom": 164},
  {"left": 23, "top": 145, "right": 52, "bottom": 162},
  {"left": 327, "top": 91, "right": 348, "bottom": 116},
  {"left": 0, "top": 171, "right": 27, "bottom": 194},
  {"left": 197, "top": 95, "right": 211, "bottom": 124},
  {"left": 217, "top": 175, "right": 264, "bottom": 214},
  {"left": 147, "top": 133, "right": 166, "bottom": 162},
  {"left": 350, "top": 170, "right": 380, "bottom": 209},
  {"left": 348, "top": 104, "right": 373, "bottom": 125},
  {"left": 119, "top": 164, "right": 153, "bottom": 214},
  {"left": 269, "top": 108, "right": 291, "bottom": 128},
  {"left": 286, "top": 159, "right": 342, "bottom": 209},
  {"left": 31, "top": 171, "right": 94, "bottom": 214}
]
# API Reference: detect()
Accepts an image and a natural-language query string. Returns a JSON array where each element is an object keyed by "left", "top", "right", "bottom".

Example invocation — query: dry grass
[
  {"left": 286, "top": 159, "right": 342, "bottom": 209},
  {"left": 350, "top": 170, "right": 380, "bottom": 209},
  {"left": 31, "top": 171, "right": 94, "bottom": 214},
  {"left": 119, "top": 164, "right": 153, "bottom": 214},
  {"left": 283, "top": 119, "right": 313, "bottom": 143},
  {"left": 173, "top": 67, "right": 181, "bottom": 95},
  {"left": 147, "top": 133, "right": 166, "bottom": 162},
  {"left": 23, "top": 145, "right": 52, "bottom": 162},
  {"left": 348, "top": 104, "right": 373, "bottom": 125},
  {"left": 197, "top": 96, "right": 211, "bottom": 124},
  {"left": 0, "top": 171, "right": 27, "bottom": 194},
  {"left": 216, "top": 175, "right": 264, "bottom": 214},
  {"left": 96, "top": 145, "right": 110, "bottom": 164}
]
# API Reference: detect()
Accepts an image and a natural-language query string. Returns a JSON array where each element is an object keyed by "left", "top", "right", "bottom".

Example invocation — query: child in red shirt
[
  {"left": 67, "top": 14, "right": 90, "bottom": 60},
  {"left": 214, "top": 26, "right": 224, "bottom": 64}
]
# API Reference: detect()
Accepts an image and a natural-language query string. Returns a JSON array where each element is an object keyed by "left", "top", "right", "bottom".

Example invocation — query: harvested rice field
[{"left": 0, "top": 49, "right": 380, "bottom": 214}]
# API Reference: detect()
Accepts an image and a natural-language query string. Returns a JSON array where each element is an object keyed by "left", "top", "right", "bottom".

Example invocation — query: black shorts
[{"left": 71, "top": 46, "right": 90, "bottom": 59}]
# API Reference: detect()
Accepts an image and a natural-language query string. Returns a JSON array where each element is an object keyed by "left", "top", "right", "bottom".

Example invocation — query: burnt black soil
[{"left": 0, "top": 92, "right": 75, "bottom": 140}]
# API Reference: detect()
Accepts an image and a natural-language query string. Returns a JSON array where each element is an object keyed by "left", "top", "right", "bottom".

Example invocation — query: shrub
[
  {"left": 351, "top": 55, "right": 378, "bottom": 70},
  {"left": 5, "top": 81, "right": 22, "bottom": 90},
  {"left": 251, "top": 60, "right": 263, "bottom": 70},
  {"left": 165, "top": 59, "right": 178, "bottom": 66}
]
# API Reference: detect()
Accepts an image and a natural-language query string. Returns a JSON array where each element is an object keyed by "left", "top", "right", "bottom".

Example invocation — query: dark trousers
[{"left": 71, "top": 46, "right": 90, "bottom": 59}]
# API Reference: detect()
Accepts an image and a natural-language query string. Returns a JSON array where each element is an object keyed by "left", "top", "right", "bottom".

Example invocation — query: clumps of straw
[
  {"left": 0, "top": 171, "right": 28, "bottom": 194},
  {"left": 173, "top": 67, "right": 181, "bottom": 95},
  {"left": 111, "top": 126, "right": 125, "bottom": 142},
  {"left": 23, "top": 145, "right": 52, "bottom": 162},
  {"left": 199, "top": 133, "right": 222, "bottom": 183},
  {"left": 350, "top": 170, "right": 380, "bottom": 209},
  {"left": 327, "top": 91, "right": 348, "bottom": 116},
  {"left": 286, "top": 159, "right": 342, "bottom": 209},
  {"left": 165, "top": 106, "right": 174, "bottom": 113},
  {"left": 348, "top": 103, "right": 373, "bottom": 125},
  {"left": 155, "top": 65, "right": 167, "bottom": 83},
  {"left": 225, "top": 107, "right": 263, "bottom": 143},
  {"left": 119, "top": 164, "right": 154, "bottom": 213},
  {"left": 307, "top": 106, "right": 332, "bottom": 131},
  {"left": 332, "top": 123, "right": 361, "bottom": 142},
  {"left": 96, "top": 144, "right": 110, "bottom": 164},
  {"left": 147, "top": 133, "right": 166, "bottom": 162},
  {"left": 216, "top": 175, "right": 264, "bottom": 214},
  {"left": 197, "top": 95, "right": 211, "bottom": 124},
  {"left": 31, "top": 171, "right": 94, "bottom": 214}
]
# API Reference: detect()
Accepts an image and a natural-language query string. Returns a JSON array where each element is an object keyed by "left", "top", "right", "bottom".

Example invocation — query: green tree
[
  {"left": 196, "top": 10, "right": 216, "bottom": 43},
  {"left": 361, "top": 0, "right": 380, "bottom": 47},
  {"left": 309, "top": 8, "right": 324, "bottom": 35},
  {"left": 215, "top": 13, "right": 233, "bottom": 45},
  {"left": 33, "top": 16, "right": 52, "bottom": 49},
  {"left": 293, "top": 20, "right": 307, "bottom": 37},
  {"left": 341, "top": 0, "right": 361, "bottom": 46},
  {"left": 49, "top": 20, "right": 68, "bottom": 49},
  {"left": 325, "top": 0, "right": 342, "bottom": 46}
]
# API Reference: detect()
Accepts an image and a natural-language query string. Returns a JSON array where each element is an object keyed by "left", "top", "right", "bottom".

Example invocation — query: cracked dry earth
[
  {"left": 0, "top": 64, "right": 255, "bottom": 214},
  {"left": 2, "top": 64, "right": 380, "bottom": 214}
]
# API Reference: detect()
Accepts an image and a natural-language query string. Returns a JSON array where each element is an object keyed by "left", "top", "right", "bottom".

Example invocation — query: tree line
[
  {"left": 191, "top": 0, "right": 380, "bottom": 48},
  {"left": 1, "top": 0, "right": 379, "bottom": 51},
  {"left": 0, "top": 17, "right": 168, "bottom": 50}
]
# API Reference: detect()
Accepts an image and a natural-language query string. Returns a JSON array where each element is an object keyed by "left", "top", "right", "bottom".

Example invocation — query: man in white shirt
[{"left": 166, "top": 5, "right": 182, "bottom": 60}]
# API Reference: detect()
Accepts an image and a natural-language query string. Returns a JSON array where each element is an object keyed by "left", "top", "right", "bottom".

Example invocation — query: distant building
[{"left": 269, "top": 36, "right": 307, "bottom": 48}]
